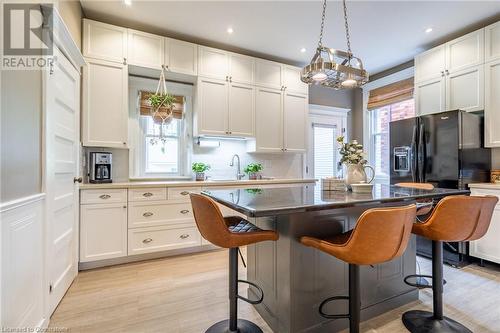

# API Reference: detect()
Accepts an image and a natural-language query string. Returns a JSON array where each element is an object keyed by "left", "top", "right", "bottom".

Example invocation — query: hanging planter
[{"left": 148, "top": 65, "right": 176, "bottom": 125}]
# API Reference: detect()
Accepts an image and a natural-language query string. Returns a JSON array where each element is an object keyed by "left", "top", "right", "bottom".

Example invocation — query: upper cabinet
[
  {"left": 485, "top": 21, "right": 500, "bottom": 63},
  {"left": 229, "top": 53, "right": 255, "bottom": 84},
  {"left": 165, "top": 38, "right": 198, "bottom": 76},
  {"left": 415, "top": 45, "right": 446, "bottom": 83},
  {"left": 255, "top": 59, "right": 283, "bottom": 89},
  {"left": 127, "top": 29, "right": 164, "bottom": 69},
  {"left": 83, "top": 19, "right": 127, "bottom": 64},
  {"left": 446, "top": 30, "right": 484, "bottom": 73},
  {"left": 485, "top": 59, "right": 500, "bottom": 147},
  {"left": 198, "top": 46, "right": 229, "bottom": 79},
  {"left": 283, "top": 65, "right": 308, "bottom": 94}
]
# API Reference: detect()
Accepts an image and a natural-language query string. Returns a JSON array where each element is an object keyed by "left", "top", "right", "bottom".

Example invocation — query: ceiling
[{"left": 80, "top": 0, "right": 500, "bottom": 75}]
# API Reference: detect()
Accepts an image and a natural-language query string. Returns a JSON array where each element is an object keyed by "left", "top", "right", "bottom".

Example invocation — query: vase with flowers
[{"left": 337, "top": 136, "right": 374, "bottom": 188}]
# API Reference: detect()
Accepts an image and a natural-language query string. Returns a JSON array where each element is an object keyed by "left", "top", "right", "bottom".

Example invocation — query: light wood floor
[{"left": 49, "top": 249, "right": 500, "bottom": 333}]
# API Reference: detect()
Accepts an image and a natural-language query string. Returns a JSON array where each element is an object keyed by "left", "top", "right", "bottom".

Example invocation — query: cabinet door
[
  {"left": 283, "top": 65, "right": 308, "bottom": 94},
  {"left": 229, "top": 53, "right": 255, "bottom": 84},
  {"left": 83, "top": 19, "right": 127, "bottom": 64},
  {"left": 283, "top": 92, "right": 307, "bottom": 153},
  {"left": 127, "top": 29, "right": 163, "bottom": 69},
  {"left": 165, "top": 38, "right": 198, "bottom": 76},
  {"left": 198, "top": 46, "right": 228, "bottom": 79},
  {"left": 446, "top": 65, "right": 484, "bottom": 112},
  {"left": 446, "top": 29, "right": 484, "bottom": 73},
  {"left": 82, "top": 58, "right": 128, "bottom": 148},
  {"left": 485, "top": 21, "right": 500, "bottom": 63},
  {"left": 470, "top": 206, "right": 500, "bottom": 264},
  {"left": 415, "top": 45, "right": 446, "bottom": 83},
  {"left": 80, "top": 203, "right": 128, "bottom": 262},
  {"left": 196, "top": 77, "right": 229, "bottom": 136},
  {"left": 255, "top": 87, "right": 283, "bottom": 152},
  {"left": 228, "top": 82, "right": 255, "bottom": 137},
  {"left": 415, "top": 76, "right": 446, "bottom": 116},
  {"left": 255, "top": 59, "right": 283, "bottom": 89},
  {"left": 485, "top": 59, "right": 500, "bottom": 147}
]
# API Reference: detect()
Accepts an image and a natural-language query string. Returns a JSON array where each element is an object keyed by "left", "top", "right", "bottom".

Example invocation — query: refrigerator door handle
[
  {"left": 418, "top": 123, "right": 425, "bottom": 183},
  {"left": 411, "top": 125, "right": 418, "bottom": 182}
]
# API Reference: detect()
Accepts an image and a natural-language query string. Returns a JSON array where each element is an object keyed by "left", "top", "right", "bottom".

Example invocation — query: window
[
  {"left": 313, "top": 125, "right": 340, "bottom": 179},
  {"left": 370, "top": 99, "right": 415, "bottom": 178}
]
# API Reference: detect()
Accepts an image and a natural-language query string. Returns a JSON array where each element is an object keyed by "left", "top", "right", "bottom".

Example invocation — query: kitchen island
[{"left": 202, "top": 184, "right": 469, "bottom": 333}]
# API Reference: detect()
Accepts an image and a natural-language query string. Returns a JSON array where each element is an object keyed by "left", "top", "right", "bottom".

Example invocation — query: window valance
[{"left": 367, "top": 77, "right": 414, "bottom": 110}]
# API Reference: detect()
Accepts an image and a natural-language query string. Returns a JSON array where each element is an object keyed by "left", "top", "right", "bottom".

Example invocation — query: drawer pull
[
  {"left": 142, "top": 238, "right": 153, "bottom": 244},
  {"left": 180, "top": 209, "right": 190, "bottom": 214},
  {"left": 180, "top": 191, "right": 190, "bottom": 196},
  {"left": 143, "top": 212, "right": 154, "bottom": 217},
  {"left": 143, "top": 192, "right": 154, "bottom": 197},
  {"left": 180, "top": 234, "right": 190, "bottom": 239},
  {"left": 99, "top": 194, "right": 111, "bottom": 200}
]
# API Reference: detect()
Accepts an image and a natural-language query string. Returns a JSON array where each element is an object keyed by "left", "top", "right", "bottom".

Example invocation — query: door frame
[{"left": 305, "top": 104, "right": 349, "bottom": 179}]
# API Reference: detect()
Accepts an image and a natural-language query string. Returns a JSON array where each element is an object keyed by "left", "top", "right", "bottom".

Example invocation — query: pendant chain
[
  {"left": 317, "top": 0, "right": 327, "bottom": 48},
  {"left": 343, "top": 0, "right": 352, "bottom": 55}
]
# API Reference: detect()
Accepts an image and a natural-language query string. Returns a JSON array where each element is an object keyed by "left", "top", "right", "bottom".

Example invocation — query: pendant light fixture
[{"left": 301, "top": 0, "right": 369, "bottom": 89}]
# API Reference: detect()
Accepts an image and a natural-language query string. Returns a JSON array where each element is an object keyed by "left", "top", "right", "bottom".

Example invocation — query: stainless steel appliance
[
  {"left": 390, "top": 110, "right": 491, "bottom": 266},
  {"left": 89, "top": 152, "right": 112, "bottom": 183}
]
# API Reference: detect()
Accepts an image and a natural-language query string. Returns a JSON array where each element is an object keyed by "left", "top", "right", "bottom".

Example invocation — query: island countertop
[{"left": 202, "top": 183, "right": 469, "bottom": 217}]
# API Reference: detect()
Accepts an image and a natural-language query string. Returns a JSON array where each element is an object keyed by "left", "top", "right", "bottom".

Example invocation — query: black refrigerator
[{"left": 390, "top": 110, "right": 491, "bottom": 266}]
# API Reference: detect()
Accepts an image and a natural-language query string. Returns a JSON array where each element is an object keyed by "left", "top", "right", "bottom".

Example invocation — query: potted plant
[
  {"left": 192, "top": 162, "right": 211, "bottom": 181},
  {"left": 337, "top": 136, "right": 374, "bottom": 187},
  {"left": 244, "top": 163, "right": 263, "bottom": 180},
  {"left": 147, "top": 92, "right": 176, "bottom": 124}
]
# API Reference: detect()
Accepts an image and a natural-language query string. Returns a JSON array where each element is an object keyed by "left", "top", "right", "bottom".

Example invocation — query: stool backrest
[
  {"left": 396, "top": 182, "right": 435, "bottom": 190},
  {"left": 190, "top": 193, "right": 233, "bottom": 248},
  {"left": 420, "top": 195, "right": 498, "bottom": 241}
]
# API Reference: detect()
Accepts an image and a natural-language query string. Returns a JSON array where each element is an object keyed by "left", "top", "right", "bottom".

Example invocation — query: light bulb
[
  {"left": 312, "top": 72, "right": 327, "bottom": 82},
  {"left": 341, "top": 78, "right": 357, "bottom": 88}
]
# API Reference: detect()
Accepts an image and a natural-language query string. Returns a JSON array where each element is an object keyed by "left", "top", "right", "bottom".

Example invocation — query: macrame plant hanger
[{"left": 151, "top": 65, "right": 173, "bottom": 143}]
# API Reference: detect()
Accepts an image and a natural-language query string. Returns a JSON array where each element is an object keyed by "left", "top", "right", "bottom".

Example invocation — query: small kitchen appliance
[{"left": 89, "top": 152, "right": 112, "bottom": 183}]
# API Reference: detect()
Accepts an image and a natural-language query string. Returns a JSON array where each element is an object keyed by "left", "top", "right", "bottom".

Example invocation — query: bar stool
[
  {"left": 395, "top": 183, "right": 435, "bottom": 217},
  {"left": 190, "top": 193, "right": 279, "bottom": 333},
  {"left": 300, "top": 204, "right": 417, "bottom": 333},
  {"left": 402, "top": 195, "right": 498, "bottom": 333}
]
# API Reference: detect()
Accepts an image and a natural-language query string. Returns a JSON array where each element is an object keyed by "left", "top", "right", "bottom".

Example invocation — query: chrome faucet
[{"left": 230, "top": 154, "right": 245, "bottom": 180}]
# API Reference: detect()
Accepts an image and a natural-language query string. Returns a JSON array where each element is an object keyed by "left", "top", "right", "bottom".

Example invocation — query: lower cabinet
[{"left": 470, "top": 188, "right": 500, "bottom": 264}]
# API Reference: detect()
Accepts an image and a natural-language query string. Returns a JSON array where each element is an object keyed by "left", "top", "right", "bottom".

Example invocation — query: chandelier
[{"left": 301, "top": 0, "right": 368, "bottom": 89}]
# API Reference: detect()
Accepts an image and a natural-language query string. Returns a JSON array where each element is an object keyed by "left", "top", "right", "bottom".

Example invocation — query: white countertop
[
  {"left": 79, "top": 178, "right": 317, "bottom": 190},
  {"left": 468, "top": 183, "right": 500, "bottom": 190}
]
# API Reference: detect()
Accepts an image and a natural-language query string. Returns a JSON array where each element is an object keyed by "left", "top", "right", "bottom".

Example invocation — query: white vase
[{"left": 345, "top": 164, "right": 375, "bottom": 188}]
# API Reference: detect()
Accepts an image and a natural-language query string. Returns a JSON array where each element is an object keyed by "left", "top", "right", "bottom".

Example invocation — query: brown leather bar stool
[
  {"left": 300, "top": 204, "right": 417, "bottom": 333},
  {"left": 402, "top": 195, "right": 498, "bottom": 333},
  {"left": 190, "top": 193, "right": 279, "bottom": 333},
  {"left": 395, "top": 183, "right": 435, "bottom": 216}
]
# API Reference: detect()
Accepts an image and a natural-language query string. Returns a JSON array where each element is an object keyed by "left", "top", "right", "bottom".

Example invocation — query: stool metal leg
[
  {"left": 402, "top": 241, "right": 472, "bottom": 333},
  {"left": 206, "top": 248, "right": 263, "bottom": 333},
  {"left": 349, "top": 264, "right": 361, "bottom": 333}
]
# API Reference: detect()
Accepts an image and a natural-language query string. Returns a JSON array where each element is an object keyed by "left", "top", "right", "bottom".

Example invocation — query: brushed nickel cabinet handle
[
  {"left": 180, "top": 191, "right": 189, "bottom": 196},
  {"left": 142, "top": 238, "right": 153, "bottom": 244},
  {"left": 99, "top": 194, "right": 111, "bottom": 199},
  {"left": 143, "top": 212, "right": 154, "bottom": 217},
  {"left": 180, "top": 234, "right": 190, "bottom": 239},
  {"left": 143, "top": 192, "right": 153, "bottom": 197},
  {"left": 180, "top": 209, "right": 190, "bottom": 214}
]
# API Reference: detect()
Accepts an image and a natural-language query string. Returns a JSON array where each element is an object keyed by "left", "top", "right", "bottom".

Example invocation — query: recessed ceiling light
[
  {"left": 425, "top": 27, "right": 433, "bottom": 33},
  {"left": 300, "top": 48, "right": 306, "bottom": 53},
  {"left": 123, "top": 0, "right": 132, "bottom": 6},
  {"left": 227, "top": 27, "right": 233, "bottom": 34}
]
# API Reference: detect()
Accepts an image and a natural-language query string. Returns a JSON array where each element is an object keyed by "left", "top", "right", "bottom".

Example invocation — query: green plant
[
  {"left": 337, "top": 136, "right": 367, "bottom": 165},
  {"left": 245, "top": 188, "right": 263, "bottom": 195},
  {"left": 192, "top": 162, "right": 211, "bottom": 173},
  {"left": 148, "top": 93, "right": 176, "bottom": 110},
  {"left": 244, "top": 163, "right": 263, "bottom": 174}
]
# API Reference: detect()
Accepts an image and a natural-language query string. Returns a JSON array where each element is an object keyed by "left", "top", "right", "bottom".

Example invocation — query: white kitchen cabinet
[
  {"left": 128, "top": 225, "right": 201, "bottom": 255},
  {"left": 446, "top": 65, "right": 484, "bottom": 112},
  {"left": 198, "top": 46, "right": 229, "bottom": 79},
  {"left": 127, "top": 29, "right": 164, "bottom": 69},
  {"left": 485, "top": 21, "right": 500, "bottom": 62},
  {"left": 283, "top": 91, "right": 308, "bottom": 152},
  {"left": 165, "top": 38, "right": 198, "bottom": 76},
  {"left": 415, "top": 45, "right": 446, "bottom": 83},
  {"left": 128, "top": 201, "right": 194, "bottom": 229},
  {"left": 470, "top": 188, "right": 500, "bottom": 264},
  {"left": 485, "top": 59, "right": 500, "bottom": 147},
  {"left": 80, "top": 202, "right": 128, "bottom": 262},
  {"left": 82, "top": 58, "right": 128, "bottom": 148},
  {"left": 228, "top": 82, "right": 255, "bottom": 136},
  {"left": 83, "top": 19, "right": 127, "bottom": 64},
  {"left": 255, "top": 59, "right": 283, "bottom": 89},
  {"left": 283, "top": 65, "right": 308, "bottom": 94},
  {"left": 415, "top": 76, "right": 446, "bottom": 116},
  {"left": 229, "top": 53, "right": 255, "bottom": 84},
  {"left": 253, "top": 87, "right": 284, "bottom": 152},
  {"left": 446, "top": 29, "right": 484, "bottom": 73}
]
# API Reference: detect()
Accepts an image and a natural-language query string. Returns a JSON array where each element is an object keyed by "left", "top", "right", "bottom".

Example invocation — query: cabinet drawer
[
  {"left": 168, "top": 187, "right": 201, "bottom": 201},
  {"left": 128, "top": 202, "right": 194, "bottom": 228},
  {"left": 81, "top": 189, "right": 127, "bottom": 204},
  {"left": 128, "top": 188, "right": 167, "bottom": 202},
  {"left": 128, "top": 225, "right": 201, "bottom": 255}
]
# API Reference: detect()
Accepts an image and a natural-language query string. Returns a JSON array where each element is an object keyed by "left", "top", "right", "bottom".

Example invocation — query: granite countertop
[
  {"left": 202, "top": 184, "right": 470, "bottom": 217},
  {"left": 468, "top": 183, "right": 500, "bottom": 190},
  {"left": 79, "top": 178, "right": 317, "bottom": 190}
]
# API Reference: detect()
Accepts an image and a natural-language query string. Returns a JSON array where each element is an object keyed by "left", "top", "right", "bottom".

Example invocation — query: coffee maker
[{"left": 89, "top": 152, "right": 112, "bottom": 183}]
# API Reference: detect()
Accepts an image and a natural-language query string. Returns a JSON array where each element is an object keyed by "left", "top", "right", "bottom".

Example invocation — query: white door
[
  {"left": 485, "top": 21, "right": 500, "bottom": 62},
  {"left": 165, "top": 38, "right": 198, "bottom": 76},
  {"left": 255, "top": 87, "right": 283, "bottom": 152},
  {"left": 228, "top": 82, "right": 254, "bottom": 137},
  {"left": 82, "top": 58, "right": 128, "bottom": 148},
  {"left": 44, "top": 48, "right": 80, "bottom": 315},
  {"left": 485, "top": 59, "right": 500, "bottom": 147},
  {"left": 283, "top": 92, "right": 307, "bottom": 153},
  {"left": 198, "top": 46, "right": 228, "bottom": 79},
  {"left": 229, "top": 53, "right": 255, "bottom": 84},
  {"left": 283, "top": 65, "right": 308, "bottom": 94},
  {"left": 414, "top": 45, "right": 446, "bottom": 83},
  {"left": 197, "top": 77, "right": 228, "bottom": 136},
  {"left": 446, "top": 65, "right": 484, "bottom": 112},
  {"left": 83, "top": 19, "right": 127, "bottom": 64},
  {"left": 127, "top": 29, "right": 163, "bottom": 69},
  {"left": 255, "top": 59, "right": 283, "bottom": 89},
  {"left": 415, "top": 76, "right": 446, "bottom": 115},
  {"left": 446, "top": 29, "right": 484, "bottom": 73}
]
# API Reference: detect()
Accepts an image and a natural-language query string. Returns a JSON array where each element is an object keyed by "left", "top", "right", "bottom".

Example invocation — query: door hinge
[{"left": 49, "top": 283, "right": 53, "bottom": 293}]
